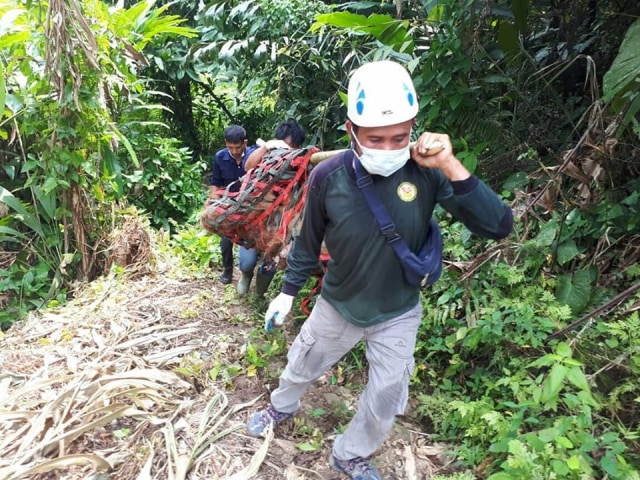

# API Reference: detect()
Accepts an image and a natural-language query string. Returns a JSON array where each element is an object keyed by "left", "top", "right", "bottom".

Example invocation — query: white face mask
[{"left": 352, "top": 132, "right": 410, "bottom": 177}]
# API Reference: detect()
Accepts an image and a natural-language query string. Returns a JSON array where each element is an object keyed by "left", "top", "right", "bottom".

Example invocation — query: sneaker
[
  {"left": 246, "top": 404, "right": 294, "bottom": 437},
  {"left": 220, "top": 270, "right": 233, "bottom": 285},
  {"left": 330, "top": 455, "right": 382, "bottom": 480}
]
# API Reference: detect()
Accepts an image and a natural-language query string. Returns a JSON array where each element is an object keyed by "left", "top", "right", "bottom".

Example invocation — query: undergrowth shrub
[
  {"left": 165, "top": 222, "right": 220, "bottom": 274},
  {"left": 410, "top": 212, "right": 640, "bottom": 479},
  {"left": 124, "top": 136, "right": 208, "bottom": 232}
]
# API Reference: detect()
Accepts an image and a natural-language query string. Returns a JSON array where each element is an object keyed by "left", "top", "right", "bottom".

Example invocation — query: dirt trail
[{"left": 0, "top": 264, "right": 455, "bottom": 479}]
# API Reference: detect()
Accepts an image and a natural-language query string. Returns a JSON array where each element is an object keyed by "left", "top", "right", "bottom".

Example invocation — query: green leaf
[
  {"left": 565, "top": 366, "right": 590, "bottom": 391},
  {"left": 541, "top": 364, "right": 567, "bottom": 403},
  {"left": 482, "top": 74, "right": 512, "bottom": 84},
  {"left": 0, "top": 186, "right": 45, "bottom": 237},
  {"left": 487, "top": 474, "right": 513, "bottom": 480},
  {"left": 0, "top": 225, "right": 29, "bottom": 242},
  {"left": 556, "top": 436, "right": 574, "bottom": 449},
  {"left": 556, "top": 240, "right": 579, "bottom": 265},
  {"left": 497, "top": 20, "right": 518, "bottom": 54},
  {"left": 0, "top": 61, "right": 5, "bottom": 117},
  {"left": 536, "top": 221, "right": 557, "bottom": 247},
  {"left": 312, "top": 12, "right": 413, "bottom": 53},
  {"left": 522, "top": 433, "right": 546, "bottom": 452},
  {"left": 449, "top": 94, "right": 463, "bottom": 110},
  {"left": 555, "top": 342, "right": 572, "bottom": 359},
  {"left": 567, "top": 454, "right": 582, "bottom": 470},
  {"left": 31, "top": 185, "right": 56, "bottom": 222},
  {"left": 295, "top": 442, "right": 320, "bottom": 452},
  {"left": 112, "top": 128, "right": 140, "bottom": 168},
  {"left": 312, "top": 12, "right": 368, "bottom": 31},
  {"left": 538, "top": 427, "right": 560, "bottom": 443},
  {"left": 600, "top": 454, "right": 619, "bottom": 476},
  {"left": 603, "top": 19, "right": 640, "bottom": 102},
  {"left": 577, "top": 389, "right": 600, "bottom": 408},
  {"left": 551, "top": 459, "right": 570, "bottom": 475},
  {"left": 512, "top": 0, "right": 528, "bottom": 34},
  {"left": 555, "top": 269, "right": 593, "bottom": 315}
]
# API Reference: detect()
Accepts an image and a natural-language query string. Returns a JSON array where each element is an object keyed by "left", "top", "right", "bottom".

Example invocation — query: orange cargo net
[{"left": 201, "top": 146, "right": 321, "bottom": 266}]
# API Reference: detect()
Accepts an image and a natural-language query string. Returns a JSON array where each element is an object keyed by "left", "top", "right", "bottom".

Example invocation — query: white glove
[
  {"left": 264, "top": 139, "right": 291, "bottom": 151},
  {"left": 264, "top": 293, "right": 294, "bottom": 331}
]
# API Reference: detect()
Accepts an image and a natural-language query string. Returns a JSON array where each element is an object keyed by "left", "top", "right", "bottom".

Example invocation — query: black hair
[
  {"left": 224, "top": 125, "right": 247, "bottom": 143},
  {"left": 275, "top": 119, "right": 306, "bottom": 148}
]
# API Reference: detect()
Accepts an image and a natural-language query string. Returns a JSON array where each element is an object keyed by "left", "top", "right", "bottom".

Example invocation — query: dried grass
[{"left": 0, "top": 269, "right": 266, "bottom": 480}]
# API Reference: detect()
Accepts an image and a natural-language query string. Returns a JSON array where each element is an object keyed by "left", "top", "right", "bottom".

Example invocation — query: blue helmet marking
[
  {"left": 403, "top": 83, "right": 415, "bottom": 106},
  {"left": 356, "top": 88, "right": 365, "bottom": 115}
]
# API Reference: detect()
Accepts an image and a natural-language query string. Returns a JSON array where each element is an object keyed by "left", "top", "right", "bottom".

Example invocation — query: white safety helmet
[{"left": 347, "top": 60, "right": 418, "bottom": 128}]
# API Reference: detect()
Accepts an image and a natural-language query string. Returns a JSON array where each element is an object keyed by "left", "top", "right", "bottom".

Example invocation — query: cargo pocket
[
  {"left": 288, "top": 324, "right": 319, "bottom": 375},
  {"left": 395, "top": 358, "right": 415, "bottom": 415}
]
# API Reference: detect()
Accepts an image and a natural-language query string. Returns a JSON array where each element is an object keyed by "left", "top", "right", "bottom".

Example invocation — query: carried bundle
[{"left": 201, "top": 146, "right": 322, "bottom": 267}]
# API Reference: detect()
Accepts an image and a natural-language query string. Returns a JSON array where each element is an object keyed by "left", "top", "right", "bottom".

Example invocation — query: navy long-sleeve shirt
[{"left": 210, "top": 146, "right": 258, "bottom": 191}]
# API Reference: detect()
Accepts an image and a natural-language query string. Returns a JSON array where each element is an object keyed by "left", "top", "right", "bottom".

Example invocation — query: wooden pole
[
  {"left": 309, "top": 141, "right": 444, "bottom": 164},
  {"left": 257, "top": 138, "right": 445, "bottom": 164}
]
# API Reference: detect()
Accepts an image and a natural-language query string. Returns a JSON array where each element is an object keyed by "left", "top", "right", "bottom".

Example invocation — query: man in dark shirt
[
  {"left": 245, "top": 61, "right": 513, "bottom": 480},
  {"left": 208, "top": 125, "right": 257, "bottom": 284}
]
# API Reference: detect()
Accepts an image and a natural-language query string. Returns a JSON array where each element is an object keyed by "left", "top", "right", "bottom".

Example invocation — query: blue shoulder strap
[{"left": 352, "top": 152, "right": 442, "bottom": 285}]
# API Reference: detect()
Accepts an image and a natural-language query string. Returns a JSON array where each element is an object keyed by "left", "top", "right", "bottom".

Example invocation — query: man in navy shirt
[{"left": 208, "top": 125, "right": 258, "bottom": 284}]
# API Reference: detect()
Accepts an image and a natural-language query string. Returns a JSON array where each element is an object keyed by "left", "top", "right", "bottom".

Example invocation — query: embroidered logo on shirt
[{"left": 397, "top": 182, "right": 417, "bottom": 202}]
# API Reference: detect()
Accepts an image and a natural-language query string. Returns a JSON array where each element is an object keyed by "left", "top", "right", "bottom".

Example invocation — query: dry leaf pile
[
  {"left": 0, "top": 248, "right": 461, "bottom": 480},
  {"left": 0, "top": 270, "right": 273, "bottom": 480}
]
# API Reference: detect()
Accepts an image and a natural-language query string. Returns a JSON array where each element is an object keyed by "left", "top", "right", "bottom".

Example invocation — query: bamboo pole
[
  {"left": 257, "top": 138, "right": 445, "bottom": 164},
  {"left": 309, "top": 141, "right": 445, "bottom": 163}
]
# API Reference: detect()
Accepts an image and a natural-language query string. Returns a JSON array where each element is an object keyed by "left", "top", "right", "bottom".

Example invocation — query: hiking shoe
[
  {"left": 330, "top": 455, "right": 382, "bottom": 480},
  {"left": 246, "top": 404, "right": 293, "bottom": 437},
  {"left": 237, "top": 271, "right": 253, "bottom": 296},
  {"left": 220, "top": 270, "right": 233, "bottom": 285}
]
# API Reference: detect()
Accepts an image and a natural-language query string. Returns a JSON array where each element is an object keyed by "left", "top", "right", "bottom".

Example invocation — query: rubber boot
[
  {"left": 237, "top": 271, "right": 253, "bottom": 296},
  {"left": 255, "top": 272, "right": 273, "bottom": 297},
  {"left": 220, "top": 236, "right": 234, "bottom": 284}
]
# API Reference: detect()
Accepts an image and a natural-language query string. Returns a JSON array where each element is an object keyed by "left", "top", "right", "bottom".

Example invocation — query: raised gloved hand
[
  {"left": 264, "top": 293, "right": 294, "bottom": 331},
  {"left": 264, "top": 139, "right": 291, "bottom": 151}
]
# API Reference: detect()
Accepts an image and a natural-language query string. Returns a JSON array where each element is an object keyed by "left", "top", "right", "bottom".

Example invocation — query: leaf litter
[{"left": 0, "top": 243, "right": 458, "bottom": 480}]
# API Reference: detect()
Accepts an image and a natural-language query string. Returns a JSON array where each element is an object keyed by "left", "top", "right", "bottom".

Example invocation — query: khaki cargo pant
[{"left": 270, "top": 295, "right": 422, "bottom": 461}]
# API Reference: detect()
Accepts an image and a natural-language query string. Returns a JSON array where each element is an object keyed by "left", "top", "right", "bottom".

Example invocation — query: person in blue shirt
[
  {"left": 235, "top": 119, "right": 307, "bottom": 297},
  {"left": 208, "top": 125, "right": 258, "bottom": 284}
]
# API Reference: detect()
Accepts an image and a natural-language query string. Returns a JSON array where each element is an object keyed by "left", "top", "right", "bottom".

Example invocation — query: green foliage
[
  {"left": 123, "top": 136, "right": 207, "bottom": 231},
  {"left": 166, "top": 224, "right": 220, "bottom": 271},
  {"left": 292, "top": 417, "right": 324, "bottom": 452},
  {"left": 192, "top": 0, "right": 341, "bottom": 147},
  {"left": 0, "top": 259, "right": 66, "bottom": 331},
  {"left": 431, "top": 474, "right": 475, "bottom": 480},
  {"left": 0, "top": 186, "right": 67, "bottom": 329},
  {"left": 0, "top": 0, "right": 200, "bottom": 330},
  {"left": 2, "top": 0, "right": 639, "bottom": 475},
  {"left": 416, "top": 0, "right": 477, "bottom": 131},
  {"left": 244, "top": 327, "right": 288, "bottom": 378},
  {"left": 408, "top": 210, "right": 640, "bottom": 478},
  {"left": 313, "top": 11, "right": 414, "bottom": 54},
  {"left": 603, "top": 18, "right": 640, "bottom": 139}
]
